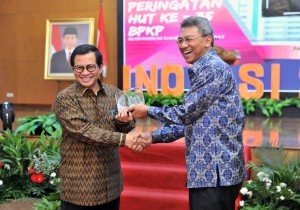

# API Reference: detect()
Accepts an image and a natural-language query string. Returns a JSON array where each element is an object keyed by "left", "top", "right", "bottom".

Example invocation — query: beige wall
[{"left": 0, "top": 0, "right": 118, "bottom": 105}]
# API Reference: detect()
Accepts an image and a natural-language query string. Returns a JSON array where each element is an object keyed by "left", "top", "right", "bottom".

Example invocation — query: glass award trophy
[{"left": 115, "top": 86, "right": 145, "bottom": 112}]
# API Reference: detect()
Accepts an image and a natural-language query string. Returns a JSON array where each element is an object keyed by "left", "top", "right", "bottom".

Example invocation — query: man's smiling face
[{"left": 177, "top": 26, "right": 212, "bottom": 64}]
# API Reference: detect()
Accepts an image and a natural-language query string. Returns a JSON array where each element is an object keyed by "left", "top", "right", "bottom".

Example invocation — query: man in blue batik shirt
[{"left": 128, "top": 16, "right": 246, "bottom": 210}]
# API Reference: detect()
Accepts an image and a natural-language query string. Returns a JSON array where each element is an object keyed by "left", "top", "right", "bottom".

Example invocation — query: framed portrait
[{"left": 44, "top": 18, "right": 94, "bottom": 80}]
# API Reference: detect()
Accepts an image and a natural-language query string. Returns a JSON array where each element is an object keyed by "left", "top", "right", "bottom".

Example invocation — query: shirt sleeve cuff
[
  {"left": 119, "top": 133, "right": 126, "bottom": 147},
  {"left": 150, "top": 130, "right": 162, "bottom": 143},
  {"left": 147, "top": 106, "right": 156, "bottom": 118}
]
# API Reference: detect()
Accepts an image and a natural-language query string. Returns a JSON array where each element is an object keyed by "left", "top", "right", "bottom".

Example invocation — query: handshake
[
  {"left": 115, "top": 105, "right": 152, "bottom": 151},
  {"left": 125, "top": 132, "right": 152, "bottom": 152}
]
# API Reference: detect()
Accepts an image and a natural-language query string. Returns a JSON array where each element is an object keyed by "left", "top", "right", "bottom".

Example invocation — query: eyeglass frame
[
  {"left": 176, "top": 35, "right": 208, "bottom": 46},
  {"left": 72, "top": 64, "right": 99, "bottom": 73}
]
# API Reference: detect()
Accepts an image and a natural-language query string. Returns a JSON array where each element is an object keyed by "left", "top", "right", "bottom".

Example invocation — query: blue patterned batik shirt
[{"left": 149, "top": 49, "right": 246, "bottom": 188}]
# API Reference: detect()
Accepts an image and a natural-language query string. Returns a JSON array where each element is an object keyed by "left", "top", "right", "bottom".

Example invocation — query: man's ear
[
  {"left": 206, "top": 35, "right": 213, "bottom": 47},
  {"left": 99, "top": 64, "right": 104, "bottom": 74}
]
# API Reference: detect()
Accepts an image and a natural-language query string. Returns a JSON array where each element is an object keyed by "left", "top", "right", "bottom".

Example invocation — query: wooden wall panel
[
  {"left": 0, "top": 0, "right": 118, "bottom": 105},
  {"left": 0, "top": 15, "right": 17, "bottom": 60},
  {"left": 0, "top": 0, "right": 17, "bottom": 14}
]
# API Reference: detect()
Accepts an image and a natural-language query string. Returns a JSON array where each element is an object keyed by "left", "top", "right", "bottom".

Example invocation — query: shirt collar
[
  {"left": 75, "top": 79, "right": 104, "bottom": 96},
  {"left": 189, "top": 48, "right": 216, "bottom": 73}
]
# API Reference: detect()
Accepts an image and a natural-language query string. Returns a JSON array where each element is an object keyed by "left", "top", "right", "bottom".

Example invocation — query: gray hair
[{"left": 180, "top": 16, "right": 214, "bottom": 47}]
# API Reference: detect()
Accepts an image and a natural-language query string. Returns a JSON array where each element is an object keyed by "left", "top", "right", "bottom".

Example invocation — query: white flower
[
  {"left": 257, "top": 172, "right": 265, "bottom": 180},
  {"left": 262, "top": 177, "right": 272, "bottom": 183},
  {"left": 50, "top": 172, "right": 56, "bottom": 178},
  {"left": 240, "top": 187, "right": 248, "bottom": 195},
  {"left": 276, "top": 186, "right": 281, "bottom": 192},
  {"left": 239, "top": 200, "right": 245, "bottom": 207},
  {"left": 257, "top": 172, "right": 264, "bottom": 177},
  {"left": 279, "top": 183, "right": 287, "bottom": 188},
  {"left": 280, "top": 196, "right": 285, "bottom": 200},
  {"left": 0, "top": 180, "right": 3, "bottom": 186},
  {"left": 247, "top": 180, "right": 253, "bottom": 184},
  {"left": 4, "top": 164, "right": 10, "bottom": 170},
  {"left": 49, "top": 180, "right": 54, "bottom": 185},
  {"left": 266, "top": 182, "right": 271, "bottom": 190},
  {"left": 247, "top": 191, "right": 253, "bottom": 198}
]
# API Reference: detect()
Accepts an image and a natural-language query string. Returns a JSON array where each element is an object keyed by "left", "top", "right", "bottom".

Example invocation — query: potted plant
[
  {"left": 241, "top": 97, "right": 300, "bottom": 118},
  {"left": 15, "top": 112, "right": 62, "bottom": 137},
  {"left": 0, "top": 130, "right": 40, "bottom": 202},
  {"left": 0, "top": 130, "right": 61, "bottom": 208},
  {"left": 144, "top": 92, "right": 184, "bottom": 107},
  {"left": 143, "top": 91, "right": 300, "bottom": 117},
  {"left": 238, "top": 143, "right": 300, "bottom": 209}
]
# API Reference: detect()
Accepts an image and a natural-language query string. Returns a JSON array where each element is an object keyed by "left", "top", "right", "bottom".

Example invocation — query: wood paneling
[{"left": 0, "top": 0, "right": 118, "bottom": 105}]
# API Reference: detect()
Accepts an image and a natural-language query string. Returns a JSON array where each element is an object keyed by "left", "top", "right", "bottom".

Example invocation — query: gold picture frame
[{"left": 44, "top": 18, "right": 94, "bottom": 80}]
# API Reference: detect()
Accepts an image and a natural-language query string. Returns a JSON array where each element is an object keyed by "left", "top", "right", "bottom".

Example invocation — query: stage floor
[{"left": 2, "top": 105, "right": 300, "bottom": 150}]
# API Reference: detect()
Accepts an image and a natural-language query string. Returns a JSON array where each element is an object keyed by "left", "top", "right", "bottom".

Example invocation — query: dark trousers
[
  {"left": 61, "top": 197, "right": 120, "bottom": 210},
  {"left": 189, "top": 182, "right": 242, "bottom": 210}
]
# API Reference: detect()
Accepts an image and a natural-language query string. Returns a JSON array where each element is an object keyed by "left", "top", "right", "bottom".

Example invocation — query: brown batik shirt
[{"left": 55, "top": 80, "right": 135, "bottom": 206}]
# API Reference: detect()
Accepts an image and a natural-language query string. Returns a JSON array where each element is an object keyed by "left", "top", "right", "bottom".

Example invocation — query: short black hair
[
  {"left": 70, "top": 44, "right": 103, "bottom": 66},
  {"left": 63, "top": 27, "right": 78, "bottom": 36}
]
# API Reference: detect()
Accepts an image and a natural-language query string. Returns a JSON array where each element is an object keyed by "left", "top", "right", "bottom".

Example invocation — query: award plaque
[{"left": 115, "top": 86, "right": 145, "bottom": 112}]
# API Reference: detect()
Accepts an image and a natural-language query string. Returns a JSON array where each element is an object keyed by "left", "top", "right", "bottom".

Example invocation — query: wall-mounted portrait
[{"left": 44, "top": 18, "right": 94, "bottom": 80}]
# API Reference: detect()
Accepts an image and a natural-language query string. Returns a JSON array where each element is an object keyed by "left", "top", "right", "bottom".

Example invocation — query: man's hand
[
  {"left": 127, "top": 104, "right": 149, "bottom": 119},
  {"left": 125, "top": 132, "right": 152, "bottom": 152},
  {"left": 115, "top": 108, "right": 133, "bottom": 123},
  {"left": 132, "top": 132, "right": 152, "bottom": 151}
]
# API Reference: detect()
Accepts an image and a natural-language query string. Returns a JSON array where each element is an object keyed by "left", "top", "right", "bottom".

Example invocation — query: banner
[{"left": 120, "top": 0, "right": 300, "bottom": 97}]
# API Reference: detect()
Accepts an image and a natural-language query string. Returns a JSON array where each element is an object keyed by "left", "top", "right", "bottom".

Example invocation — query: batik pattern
[
  {"left": 55, "top": 80, "right": 135, "bottom": 205},
  {"left": 149, "top": 49, "right": 246, "bottom": 188}
]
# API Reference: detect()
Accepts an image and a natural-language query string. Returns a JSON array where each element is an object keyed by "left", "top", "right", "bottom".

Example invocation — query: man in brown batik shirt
[{"left": 55, "top": 44, "right": 145, "bottom": 210}]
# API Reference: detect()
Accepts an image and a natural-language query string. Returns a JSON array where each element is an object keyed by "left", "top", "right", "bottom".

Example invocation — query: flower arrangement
[
  {"left": 239, "top": 172, "right": 297, "bottom": 209},
  {"left": 0, "top": 131, "right": 38, "bottom": 202},
  {"left": 238, "top": 143, "right": 300, "bottom": 210},
  {"left": 28, "top": 151, "right": 60, "bottom": 197},
  {"left": 0, "top": 129, "right": 61, "bottom": 205}
]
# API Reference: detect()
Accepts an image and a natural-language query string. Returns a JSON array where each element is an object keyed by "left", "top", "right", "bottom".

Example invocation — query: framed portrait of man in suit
[{"left": 44, "top": 18, "right": 94, "bottom": 80}]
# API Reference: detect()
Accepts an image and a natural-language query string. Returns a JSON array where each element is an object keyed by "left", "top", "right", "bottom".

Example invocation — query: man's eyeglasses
[
  {"left": 73, "top": 64, "right": 98, "bottom": 73},
  {"left": 176, "top": 36, "right": 207, "bottom": 46}
]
